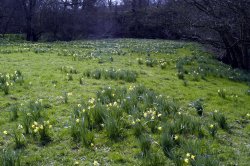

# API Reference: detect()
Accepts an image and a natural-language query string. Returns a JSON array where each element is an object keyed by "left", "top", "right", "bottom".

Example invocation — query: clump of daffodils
[
  {"left": 131, "top": 118, "right": 141, "bottom": 126},
  {"left": 88, "top": 98, "right": 95, "bottom": 105},
  {"left": 0, "top": 71, "right": 24, "bottom": 95},
  {"left": 137, "top": 58, "right": 144, "bottom": 65},
  {"left": 13, "top": 124, "right": 26, "bottom": 149},
  {"left": 31, "top": 120, "right": 52, "bottom": 143},
  {"left": 3, "top": 130, "right": 8, "bottom": 135},
  {"left": 32, "top": 121, "right": 39, "bottom": 133},
  {"left": 184, "top": 153, "right": 195, "bottom": 165},
  {"left": 128, "top": 85, "right": 135, "bottom": 91},
  {"left": 144, "top": 108, "right": 161, "bottom": 133},
  {"left": 143, "top": 108, "right": 162, "bottom": 120},
  {"left": 159, "top": 60, "right": 167, "bottom": 69},
  {"left": 106, "top": 101, "right": 119, "bottom": 110},
  {"left": 86, "top": 98, "right": 96, "bottom": 110}
]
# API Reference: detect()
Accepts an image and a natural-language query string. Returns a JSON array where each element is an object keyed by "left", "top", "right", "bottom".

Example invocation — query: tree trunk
[
  {"left": 26, "top": 17, "right": 32, "bottom": 41},
  {"left": 218, "top": 28, "right": 245, "bottom": 69},
  {"left": 241, "top": 23, "right": 250, "bottom": 70},
  {"left": 242, "top": 44, "right": 250, "bottom": 70},
  {"left": 21, "top": 0, "right": 37, "bottom": 41}
]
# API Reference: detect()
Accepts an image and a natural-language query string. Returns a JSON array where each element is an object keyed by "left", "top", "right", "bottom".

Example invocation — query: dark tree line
[
  {"left": 168, "top": 0, "right": 250, "bottom": 69},
  {"left": 0, "top": 0, "right": 249, "bottom": 69}
]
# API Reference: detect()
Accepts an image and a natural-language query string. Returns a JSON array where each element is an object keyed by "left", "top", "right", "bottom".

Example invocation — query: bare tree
[
  {"left": 0, "top": 0, "right": 19, "bottom": 37},
  {"left": 17, "top": 0, "right": 39, "bottom": 41},
  {"left": 167, "top": 0, "right": 250, "bottom": 69}
]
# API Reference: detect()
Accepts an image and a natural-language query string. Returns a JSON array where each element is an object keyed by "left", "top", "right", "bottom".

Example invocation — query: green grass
[{"left": 0, "top": 39, "right": 249, "bottom": 165}]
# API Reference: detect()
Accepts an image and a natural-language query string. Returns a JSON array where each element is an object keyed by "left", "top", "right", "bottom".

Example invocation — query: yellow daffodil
[
  {"left": 144, "top": 112, "right": 147, "bottom": 118},
  {"left": 34, "top": 121, "right": 38, "bottom": 126},
  {"left": 76, "top": 119, "right": 80, "bottom": 123},
  {"left": 3, "top": 130, "right": 8, "bottom": 135},
  {"left": 158, "top": 127, "right": 162, "bottom": 131},
  {"left": 191, "top": 155, "right": 195, "bottom": 160},
  {"left": 82, "top": 109, "right": 86, "bottom": 113},
  {"left": 18, "top": 124, "right": 23, "bottom": 130},
  {"left": 93, "top": 160, "right": 100, "bottom": 166},
  {"left": 67, "top": 92, "right": 73, "bottom": 96},
  {"left": 174, "top": 135, "right": 179, "bottom": 140},
  {"left": 74, "top": 161, "right": 79, "bottom": 165},
  {"left": 186, "top": 153, "right": 190, "bottom": 157},
  {"left": 40, "top": 125, "right": 44, "bottom": 130},
  {"left": 44, "top": 120, "right": 50, "bottom": 125},
  {"left": 210, "top": 124, "right": 214, "bottom": 128},
  {"left": 88, "top": 98, "right": 95, "bottom": 104},
  {"left": 184, "top": 158, "right": 189, "bottom": 164},
  {"left": 158, "top": 114, "right": 162, "bottom": 117}
]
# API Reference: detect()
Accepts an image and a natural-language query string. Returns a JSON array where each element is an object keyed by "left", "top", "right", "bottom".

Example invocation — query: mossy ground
[{"left": 0, "top": 39, "right": 249, "bottom": 165}]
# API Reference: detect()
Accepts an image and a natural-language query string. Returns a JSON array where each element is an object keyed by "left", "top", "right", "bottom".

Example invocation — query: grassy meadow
[{"left": 0, "top": 38, "right": 250, "bottom": 165}]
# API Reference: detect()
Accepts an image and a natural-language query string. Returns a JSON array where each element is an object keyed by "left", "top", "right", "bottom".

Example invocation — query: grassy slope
[{"left": 0, "top": 39, "right": 249, "bottom": 165}]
